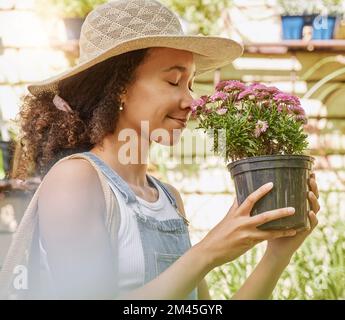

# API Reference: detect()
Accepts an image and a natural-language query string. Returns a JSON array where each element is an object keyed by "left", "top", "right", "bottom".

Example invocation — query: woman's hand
[
  {"left": 199, "top": 182, "right": 298, "bottom": 270},
  {"left": 265, "top": 172, "right": 320, "bottom": 263}
]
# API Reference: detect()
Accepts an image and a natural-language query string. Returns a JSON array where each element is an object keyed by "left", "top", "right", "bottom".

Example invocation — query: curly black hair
[{"left": 11, "top": 48, "right": 150, "bottom": 180}]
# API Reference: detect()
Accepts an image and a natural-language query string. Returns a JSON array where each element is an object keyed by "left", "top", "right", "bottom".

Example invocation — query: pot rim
[{"left": 227, "top": 154, "right": 315, "bottom": 170}]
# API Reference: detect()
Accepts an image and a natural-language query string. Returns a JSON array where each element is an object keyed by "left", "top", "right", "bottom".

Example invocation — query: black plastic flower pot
[{"left": 227, "top": 155, "right": 314, "bottom": 231}]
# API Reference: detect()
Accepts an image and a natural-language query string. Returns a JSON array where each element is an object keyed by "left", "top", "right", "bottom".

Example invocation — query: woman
[{"left": 5, "top": 0, "right": 320, "bottom": 299}]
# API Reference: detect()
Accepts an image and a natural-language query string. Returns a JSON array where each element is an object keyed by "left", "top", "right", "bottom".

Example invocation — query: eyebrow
[{"left": 163, "top": 65, "right": 196, "bottom": 77}]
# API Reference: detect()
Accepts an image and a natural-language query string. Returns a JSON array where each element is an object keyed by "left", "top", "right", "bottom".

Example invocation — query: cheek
[{"left": 125, "top": 81, "right": 180, "bottom": 129}]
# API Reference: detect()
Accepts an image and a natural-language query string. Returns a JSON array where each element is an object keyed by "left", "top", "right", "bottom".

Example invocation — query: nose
[{"left": 180, "top": 90, "right": 194, "bottom": 114}]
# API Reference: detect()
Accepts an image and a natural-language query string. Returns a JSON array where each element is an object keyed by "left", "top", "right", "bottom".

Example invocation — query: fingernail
[
  {"left": 288, "top": 207, "right": 295, "bottom": 214},
  {"left": 266, "top": 182, "right": 273, "bottom": 189}
]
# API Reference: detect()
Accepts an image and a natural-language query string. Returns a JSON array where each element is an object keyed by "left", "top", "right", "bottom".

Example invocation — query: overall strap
[
  {"left": 82, "top": 152, "right": 137, "bottom": 204},
  {"left": 83, "top": 152, "right": 189, "bottom": 225},
  {"left": 148, "top": 176, "right": 190, "bottom": 226}
]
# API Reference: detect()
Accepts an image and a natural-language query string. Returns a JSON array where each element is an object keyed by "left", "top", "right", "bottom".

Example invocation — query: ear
[{"left": 119, "top": 94, "right": 127, "bottom": 105}]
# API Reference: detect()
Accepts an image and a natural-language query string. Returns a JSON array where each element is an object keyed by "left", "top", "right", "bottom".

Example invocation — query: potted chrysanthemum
[{"left": 191, "top": 81, "right": 314, "bottom": 231}]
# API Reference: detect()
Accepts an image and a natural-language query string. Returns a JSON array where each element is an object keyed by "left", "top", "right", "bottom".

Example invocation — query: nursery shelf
[
  {"left": 48, "top": 40, "right": 345, "bottom": 57},
  {"left": 244, "top": 40, "right": 345, "bottom": 54}
]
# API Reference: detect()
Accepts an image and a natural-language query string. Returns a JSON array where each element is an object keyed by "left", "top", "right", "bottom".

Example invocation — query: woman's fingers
[
  {"left": 226, "top": 197, "right": 239, "bottom": 216},
  {"left": 308, "top": 191, "right": 320, "bottom": 214},
  {"left": 236, "top": 182, "right": 274, "bottom": 217},
  {"left": 308, "top": 210, "right": 318, "bottom": 230},
  {"left": 248, "top": 206, "right": 295, "bottom": 227},
  {"left": 254, "top": 228, "right": 297, "bottom": 241},
  {"left": 231, "top": 197, "right": 239, "bottom": 210},
  {"left": 308, "top": 173, "right": 319, "bottom": 199}
]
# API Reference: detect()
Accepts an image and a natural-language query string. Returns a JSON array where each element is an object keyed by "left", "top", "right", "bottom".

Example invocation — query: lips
[{"left": 167, "top": 116, "right": 188, "bottom": 127}]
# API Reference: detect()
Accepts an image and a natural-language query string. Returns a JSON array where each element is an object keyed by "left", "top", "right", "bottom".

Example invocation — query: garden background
[{"left": 0, "top": 0, "right": 344, "bottom": 299}]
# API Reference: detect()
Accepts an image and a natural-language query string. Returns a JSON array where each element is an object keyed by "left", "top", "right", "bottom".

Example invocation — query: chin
[{"left": 152, "top": 129, "right": 183, "bottom": 146}]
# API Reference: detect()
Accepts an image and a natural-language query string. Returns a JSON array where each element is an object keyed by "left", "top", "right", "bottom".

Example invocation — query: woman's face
[{"left": 119, "top": 47, "right": 196, "bottom": 146}]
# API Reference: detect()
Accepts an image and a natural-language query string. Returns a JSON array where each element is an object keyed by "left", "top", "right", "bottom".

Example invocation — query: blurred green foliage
[
  {"left": 207, "top": 190, "right": 345, "bottom": 299},
  {"left": 161, "top": 0, "right": 232, "bottom": 35},
  {"left": 277, "top": 0, "right": 344, "bottom": 16},
  {"left": 36, "top": 0, "right": 108, "bottom": 18}
]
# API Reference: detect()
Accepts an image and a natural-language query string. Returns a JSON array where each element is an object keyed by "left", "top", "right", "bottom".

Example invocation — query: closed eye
[{"left": 168, "top": 82, "right": 194, "bottom": 92}]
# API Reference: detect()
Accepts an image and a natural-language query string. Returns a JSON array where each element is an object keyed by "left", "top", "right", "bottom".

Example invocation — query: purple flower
[
  {"left": 223, "top": 81, "right": 247, "bottom": 92},
  {"left": 273, "top": 93, "right": 301, "bottom": 107},
  {"left": 237, "top": 89, "right": 255, "bottom": 100},
  {"left": 288, "top": 105, "right": 306, "bottom": 116},
  {"left": 277, "top": 103, "right": 284, "bottom": 113},
  {"left": 191, "top": 95, "right": 211, "bottom": 118},
  {"left": 191, "top": 97, "right": 207, "bottom": 111},
  {"left": 215, "top": 80, "right": 228, "bottom": 91},
  {"left": 215, "top": 108, "right": 228, "bottom": 115},
  {"left": 210, "top": 91, "right": 229, "bottom": 102},
  {"left": 200, "top": 95, "right": 209, "bottom": 103},
  {"left": 248, "top": 84, "right": 281, "bottom": 102},
  {"left": 255, "top": 91, "right": 271, "bottom": 101},
  {"left": 266, "top": 86, "right": 280, "bottom": 94},
  {"left": 249, "top": 83, "right": 269, "bottom": 91},
  {"left": 191, "top": 99, "right": 204, "bottom": 111},
  {"left": 254, "top": 120, "right": 269, "bottom": 138}
]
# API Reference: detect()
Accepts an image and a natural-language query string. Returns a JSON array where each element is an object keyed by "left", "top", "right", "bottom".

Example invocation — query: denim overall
[{"left": 82, "top": 152, "right": 197, "bottom": 300}]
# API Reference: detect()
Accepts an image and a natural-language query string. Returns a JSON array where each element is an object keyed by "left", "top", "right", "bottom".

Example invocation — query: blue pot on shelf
[
  {"left": 312, "top": 15, "right": 337, "bottom": 39},
  {"left": 281, "top": 15, "right": 304, "bottom": 40}
]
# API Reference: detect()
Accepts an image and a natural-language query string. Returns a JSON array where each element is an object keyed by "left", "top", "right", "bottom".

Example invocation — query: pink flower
[
  {"left": 215, "top": 80, "right": 228, "bottom": 91},
  {"left": 237, "top": 89, "right": 255, "bottom": 100},
  {"left": 200, "top": 95, "right": 209, "bottom": 103},
  {"left": 273, "top": 93, "right": 300, "bottom": 107},
  {"left": 288, "top": 105, "right": 306, "bottom": 116},
  {"left": 255, "top": 91, "right": 271, "bottom": 101},
  {"left": 191, "top": 97, "right": 206, "bottom": 109},
  {"left": 249, "top": 84, "right": 279, "bottom": 93},
  {"left": 191, "top": 98, "right": 204, "bottom": 110},
  {"left": 223, "top": 81, "right": 247, "bottom": 92},
  {"left": 289, "top": 105, "right": 307, "bottom": 123},
  {"left": 191, "top": 95, "right": 211, "bottom": 118},
  {"left": 215, "top": 108, "right": 227, "bottom": 115},
  {"left": 254, "top": 120, "right": 269, "bottom": 138},
  {"left": 266, "top": 86, "right": 280, "bottom": 94},
  {"left": 249, "top": 83, "right": 269, "bottom": 91},
  {"left": 277, "top": 104, "right": 284, "bottom": 113},
  {"left": 210, "top": 91, "right": 229, "bottom": 102}
]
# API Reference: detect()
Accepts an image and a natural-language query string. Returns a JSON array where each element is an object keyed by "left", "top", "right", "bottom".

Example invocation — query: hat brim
[{"left": 27, "top": 35, "right": 243, "bottom": 96}]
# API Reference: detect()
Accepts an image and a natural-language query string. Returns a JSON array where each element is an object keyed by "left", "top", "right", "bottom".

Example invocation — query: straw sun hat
[{"left": 28, "top": 0, "right": 243, "bottom": 96}]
